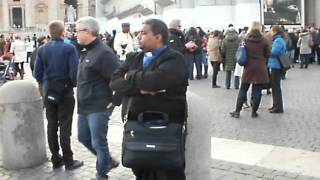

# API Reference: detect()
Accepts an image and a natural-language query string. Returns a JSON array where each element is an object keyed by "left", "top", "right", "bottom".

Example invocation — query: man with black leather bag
[
  {"left": 110, "top": 18, "right": 188, "bottom": 180},
  {"left": 34, "top": 20, "right": 83, "bottom": 171}
]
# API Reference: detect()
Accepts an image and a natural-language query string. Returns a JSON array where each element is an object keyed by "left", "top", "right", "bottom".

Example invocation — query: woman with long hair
[{"left": 230, "top": 21, "right": 271, "bottom": 118}]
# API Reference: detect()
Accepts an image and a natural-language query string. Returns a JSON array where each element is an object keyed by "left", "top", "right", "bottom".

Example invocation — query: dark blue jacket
[{"left": 34, "top": 38, "right": 78, "bottom": 95}]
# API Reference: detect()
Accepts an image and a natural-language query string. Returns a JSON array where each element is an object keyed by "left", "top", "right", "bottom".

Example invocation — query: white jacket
[
  {"left": 10, "top": 40, "right": 27, "bottom": 63},
  {"left": 113, "top": 32, "right": 134, "bottom": 61}
]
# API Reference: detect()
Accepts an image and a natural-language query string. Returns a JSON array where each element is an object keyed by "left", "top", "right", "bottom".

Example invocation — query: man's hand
[{"left": 37, "top": 82, "right": 43, "bottom": 97}]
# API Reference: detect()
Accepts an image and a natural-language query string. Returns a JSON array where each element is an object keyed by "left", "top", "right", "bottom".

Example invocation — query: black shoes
[
  {"left": 65, "top": 160, "right": 84, "bottom": 171},
  {"left": 96, "top": 174, "right": 109, "bottom": 180},
  {"left": 106, "top": 158, "right": 120, "bottom": 172},
  {"left": 269, "top": 109, "right": 283, "bottom": 113},
  {"left": 52, "top": 155, "right": 64, "bottom": 170},
  {"left": 212, "top": 85, "right": 221, "bottom": 88},
  {"left": 268, "top": 106, "right": 283, "bottom": 113},
  {"left": 96, "top": 158, "right": 119, "bottom": 180},
  {"left": 230, "top": 111, "right": 240, "bottom": 118},
  {"left": 251, "top": 112, "right": 259, "bottom": 118},
  {"left": 52, "top": 160, "right": 64, "bottom": 170},
  {"left": 268, "top": 106, "right": 275, "bottom": 111}
]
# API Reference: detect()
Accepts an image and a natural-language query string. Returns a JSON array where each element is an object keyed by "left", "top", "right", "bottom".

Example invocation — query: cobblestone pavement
[
  {"left": 0, "top": 63, "right": 210, "bottom": 180},
  {"left": 188, "top": 63, "right": 320, "bottom": 180},
  {"left": 1, "top": 63, "right": 320, "bottom": 180}
]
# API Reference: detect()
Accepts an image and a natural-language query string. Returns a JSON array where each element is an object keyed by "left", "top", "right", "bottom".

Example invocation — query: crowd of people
[{"left": 1, "top": 16, "right": 320, "bottom": 180}]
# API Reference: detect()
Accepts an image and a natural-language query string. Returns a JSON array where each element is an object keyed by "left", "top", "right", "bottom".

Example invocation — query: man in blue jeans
[{"left": 75, "top": 16, "right": 120, "bottom": 180}]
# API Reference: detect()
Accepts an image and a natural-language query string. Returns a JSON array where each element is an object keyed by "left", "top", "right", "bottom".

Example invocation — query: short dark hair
[
  {"left": 48, "top": 20, "right": 64, "bottom": 39},
  {"left": 272, "top": 25, "right": 284, "bottom": 36},
  {"left": 213, "top": 30, "right": 220, "bottom": 37},
  {"left": 143, "top": 19, "right": 168, "bottom": 44}
]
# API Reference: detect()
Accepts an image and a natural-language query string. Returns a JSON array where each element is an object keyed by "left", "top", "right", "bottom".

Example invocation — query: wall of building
[
  {"left": 99, "top": 0, "right": 261, "bottom": 33},
  {"left": 305, "top": 0, "right": 320, "bottom": 27},
  {"left": 97, "top": 0, "right": 320, "bottom": 33},
  {"left": 0, "top": 0, "right": 90, "bottom": 32}
]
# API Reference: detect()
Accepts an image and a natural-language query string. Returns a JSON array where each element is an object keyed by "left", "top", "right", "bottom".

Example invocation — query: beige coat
[{"left": 207, "top": 36, "right": 222, "bottom": 62}]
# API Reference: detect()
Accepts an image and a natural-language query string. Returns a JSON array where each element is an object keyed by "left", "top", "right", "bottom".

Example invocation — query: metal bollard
[{"left": 0, "top": 80, "right": 46, "bottom": 169}]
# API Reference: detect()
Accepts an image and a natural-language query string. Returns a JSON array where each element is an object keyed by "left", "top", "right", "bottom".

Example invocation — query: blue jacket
[
  {"left": 34, "top": 38, "right": 78, "bottom": 94},
  {"left": 267, "top": 35, "right": 287, "bottom": 69}
]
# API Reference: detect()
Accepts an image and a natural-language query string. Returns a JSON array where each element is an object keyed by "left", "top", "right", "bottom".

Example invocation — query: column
[
  {"left": 78, "top": 0, "right": 89, "bottom": 18},
  {"left": 315, "top": 0, "right": 320, "bottom": 27},
  {"left": 96, "top": 0, "right": 104, "bottom": 18},
  {"left": 25, "top": 0, "right": 34, "bottom": 28},
  {"left": 48, "top": 1, "right": 59, "bottom": 22},
  {"left": 2, "top": 0, "right": 10, "bottom": 30}
]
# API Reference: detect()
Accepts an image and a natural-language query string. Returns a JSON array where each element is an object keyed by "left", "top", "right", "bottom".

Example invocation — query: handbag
[
  {"left": 235, "top": 43, "right": 248, "bottom": 66},
  {"left": 45, "top": 80, "right": 71, "bottom": 104},
  {"left": 122, "top": 111, "right": 185, "bottom": 170},
  {"left": 278, "top": 54, "right": 291, "bottom": 71}
]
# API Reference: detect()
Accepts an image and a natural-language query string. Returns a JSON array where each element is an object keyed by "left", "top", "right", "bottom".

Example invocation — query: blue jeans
[
  {"left": 194, "top": 53, "right": 202, "bottom": 78},
  {"left": 185, "top": 53, "right": 195, "bottom": 79},
  {"left": 78, "top": 109, "right": 113, "bottom": 175},
  {"left": 201, "top": 52, "right": 208, "bottom": 65}
]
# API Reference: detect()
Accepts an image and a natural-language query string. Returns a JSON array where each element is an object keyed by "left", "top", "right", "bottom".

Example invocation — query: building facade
[
  {"left": 1, "top": 0, "right": 319, "bottom": 33},
  {"left": 97, "top": 0, "right": 320, "bottom": 32},
  {"left": 0, "top": 0, "right": 91, "bottom": 32}
]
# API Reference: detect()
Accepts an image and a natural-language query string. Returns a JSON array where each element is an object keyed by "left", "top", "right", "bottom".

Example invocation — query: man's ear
[{"left": 155, "top": 34, "right": 162, "bottom": 42}]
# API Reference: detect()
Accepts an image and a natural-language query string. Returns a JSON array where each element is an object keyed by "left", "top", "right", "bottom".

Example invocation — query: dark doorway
[
  {"left": 12, "top": 7, "right": 23, "bottom": 28},
  {"left": 64, "top": 0, "right": 78, "bottom": 8}
]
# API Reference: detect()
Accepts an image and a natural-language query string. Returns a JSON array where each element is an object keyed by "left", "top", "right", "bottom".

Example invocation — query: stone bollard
[{"left": 0, "top": 80, "right": 46, "bottom": 169}]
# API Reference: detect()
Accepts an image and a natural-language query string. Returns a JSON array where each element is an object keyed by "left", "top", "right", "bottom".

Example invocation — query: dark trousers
[
  {"left": 45, "top": 96, "right": 75, "bottom": 165},
  {"left": 185, "top": 53, "right": 194, "bottom": 79},
  {"left": 194, "top": 53, "right": 202, "bottom": 79},
  {"left": 300, "top": 54, "right": 310, "bottom": 68},
  {"left": 26, "top": 52, "right": 32, "bottom": 63},
  {"left": 310, "top": 46, "right": 320, "bottom": 63},
  {"left": 270, "top": 69, "right": 283, "bottom": 111},
  {"left": 316, "top": 46, "right": 320, "bottom": 63},
  {"left": 14, "top": 62, "right": 24, "bottom": 79},
  {"left": 225, "top": 70, "right": 232, "bottom": 89},
  {"left": 235, "top": 83, "right": 263, "bottom": 113},
  {"left": 210, "top": 61, "right": 220, "bottom": 86},
  {"left": 234, "top": 76, "right": 240, "bottom": 89},
  {"left": 132, "top": 166, "right": 186, "bottom": 180},
  {"left": 225, "top": 70, "right": 238, "bottom": 89}
]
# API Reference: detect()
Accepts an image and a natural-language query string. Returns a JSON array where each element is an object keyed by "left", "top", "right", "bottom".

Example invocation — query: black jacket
[
  {"left": 168, "top": 28, "right": 187, "bottom": 55},
  {"left": 77, "top": 38, "right": 120, "bottom": 114},
  {"left": 110, "top": 48, "right": 188, "bottom": 122}
]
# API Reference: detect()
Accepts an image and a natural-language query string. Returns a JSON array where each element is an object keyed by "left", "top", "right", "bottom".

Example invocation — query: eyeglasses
[{"left": 75, "top": 29, "right": 87, "bottom": 33}]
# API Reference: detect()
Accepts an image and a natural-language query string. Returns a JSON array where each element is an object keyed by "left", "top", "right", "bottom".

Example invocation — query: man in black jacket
[
  {"left": 110, "top": 18, "right": 188, "bottom": 180},
  {"left": 168, "top": 19, "right": 187, "bottom": 55},
  {"left": 75, "top": 16, "right": 120, "bottom": 180}
]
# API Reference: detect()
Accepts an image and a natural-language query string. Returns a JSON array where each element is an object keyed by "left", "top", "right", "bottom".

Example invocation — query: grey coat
[{"left": 297, "top": 32, "right": 312, "bottom": 55}]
